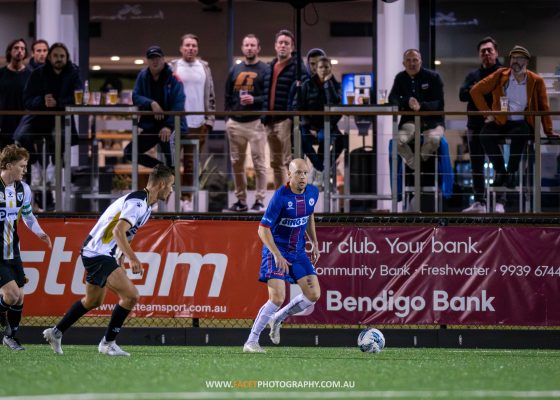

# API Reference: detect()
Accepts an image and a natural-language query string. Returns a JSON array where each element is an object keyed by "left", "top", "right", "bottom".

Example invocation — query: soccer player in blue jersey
[
  {"left": 244, "top": 158, "right": 321, "bottom": 353},
  {"left": 0, "top": 145, "right": 52, "bottom": 351},
  {"left": 43, "top": 164, "right": 174, "bottom": 356}
]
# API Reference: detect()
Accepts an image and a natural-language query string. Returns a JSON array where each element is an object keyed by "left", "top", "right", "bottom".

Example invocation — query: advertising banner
[{"left": 18, "top": 219, "right": 560, "bottom": 325}]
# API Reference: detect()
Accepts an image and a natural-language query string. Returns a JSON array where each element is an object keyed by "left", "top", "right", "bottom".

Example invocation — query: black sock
[
  {"left": 104, "top": 304, "right": 131, "bottom": 342},
  {"left": 7, "top": 304, "right": 23, "bottom": 338},
  {"left": 0, "top": 295, "right": 10, "bottom": 313},
  {"left": 55, "top": 301, "right": 89, "bottom": 333}
]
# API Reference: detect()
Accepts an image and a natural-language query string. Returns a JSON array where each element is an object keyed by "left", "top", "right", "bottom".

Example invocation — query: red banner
[{"left": 18, "top": 219, "right": 560, "bottom": 325}]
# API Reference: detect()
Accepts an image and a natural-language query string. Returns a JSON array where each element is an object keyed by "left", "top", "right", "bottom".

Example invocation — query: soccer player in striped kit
[
  {"left": 0, "top": 144, "right": 52, "bottom": 350},
  {"left": 43, "top": 164, "right": 174, "bottom": 356},
  {"left": 244, "top": 158, "right": 321, "bottom": 353}
]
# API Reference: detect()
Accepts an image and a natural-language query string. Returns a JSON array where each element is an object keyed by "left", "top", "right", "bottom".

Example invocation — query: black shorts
[
  {"left": 0, "top": 258, "right": 25, "bottom": 288},
  {"left": 81, "top": 255, "right": 119, "bottom": 288}
]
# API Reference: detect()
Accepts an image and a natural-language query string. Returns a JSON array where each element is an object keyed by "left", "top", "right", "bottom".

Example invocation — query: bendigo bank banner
[{"left": 20, "top": 219, "right": 560, "bottom": 325}]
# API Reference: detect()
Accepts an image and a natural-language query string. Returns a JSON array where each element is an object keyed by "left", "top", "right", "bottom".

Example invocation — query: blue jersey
[{"left": 260, "top": 184, "right": 319, "bottom": 256}]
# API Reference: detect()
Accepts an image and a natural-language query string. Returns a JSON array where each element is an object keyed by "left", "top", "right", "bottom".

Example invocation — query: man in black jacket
[
  {"left": 389, "top": 49, "right": 445, "bottom": 170},
  {"left": 14, "top": 42, "right": 82, "bottom": 190},
  {"left": 262, "top": 29, "right": 306, "bottom": 188},
  {"left": 224, "top": 34, "right": 270, "bottom": 212},
  {"left": 0, "top": 39, "right": 30, "bottom": 148},
  {"left": 26, "top": 39, "right": 49, "bottom": 72},
  {"left": 459, "top": 37, "right": 502, "bottom": 213},
  {"left": 293, "top": 57, "right": 342, "bottom": 189}
]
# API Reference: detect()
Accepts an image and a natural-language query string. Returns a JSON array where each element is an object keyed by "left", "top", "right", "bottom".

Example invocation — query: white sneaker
[
  {"left": 98, "top": 338, "right": 130, "bottom": 356},
  {"left": 495, "top": 202, "right": 505, "bottom": 213},
  {"left": 3, "top": 336, "right": 25, "bottom": 351},
  {"left": 312, "top": 170, "right": 324, "bottom": 190},
  {"left": 243, "top": 341, "right": 266, "bottom": 353},
  {"left": 46, "top": 161, "right": 56, "bottom": 186},
  {"left": 268, "top": 317, "right": 281, "bottom": 345},
  {"left": 181, "top": 199, "right": 193, "bottom": 212},
  {"left": 462, "top": 201, "right": 487, "bottom": 213},
  {"left": 308, "top": 168, "right": 316, "bottom": 184},
  {"left": 31, "top": 162, "right": 42, "bottom": 187},
  {"left": 43, "top": 328, "right": 63, "bottom": 354}
]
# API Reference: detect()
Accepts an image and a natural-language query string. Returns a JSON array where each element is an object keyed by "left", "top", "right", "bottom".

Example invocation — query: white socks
[
  {"left": 273, "top": 294, "right": 315, "bottom": 324},
  {"left": 247, "top": 300, "right": 280, "bottom": 343}
]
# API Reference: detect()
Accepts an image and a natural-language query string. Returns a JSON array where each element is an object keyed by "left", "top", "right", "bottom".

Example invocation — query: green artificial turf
[{"left": 1, "top": 345, "right": 559, "bottom": 399}]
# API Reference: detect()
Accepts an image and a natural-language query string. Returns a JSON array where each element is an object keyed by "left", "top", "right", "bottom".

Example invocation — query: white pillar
[
  {"left": 377, "top": 0, "right": 419, "bottom": 210},
  {"left": 36, "top": 0, "right": 62, "bottom": 44}
]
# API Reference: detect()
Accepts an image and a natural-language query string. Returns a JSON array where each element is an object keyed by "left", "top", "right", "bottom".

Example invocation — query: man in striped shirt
[
  {"left": 0, "top": 144, "right": 52, "bottom": 350},
  {"left": 43, "top": 164, "right": 174, "bottom": 356}
]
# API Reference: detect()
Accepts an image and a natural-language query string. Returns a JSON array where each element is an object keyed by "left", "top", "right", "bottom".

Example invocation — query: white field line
[{"left": 3, "top": 391, "right": 560, "bottom": 400}]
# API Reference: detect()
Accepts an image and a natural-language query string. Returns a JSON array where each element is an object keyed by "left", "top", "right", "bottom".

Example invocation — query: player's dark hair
[
  {"left": 403, "top": 48, "right": 421, "bottom": 59},
  {"left": 148, "top": 164, "right": 173, "bottom": 184},
  {"left": 477, "top": 36, "right": 498, "bottom": 52},
  {"left": 31, "top": 39, "right": 49, "bottom": 53},
  {"left": 317, "top": 56, "right": 331, "bottom": 66},
  {"left": 48, "top": 42, "right": 71, "bottom": 63},
  {"left": 5, "top": 38, "right": 28, "bottom": 63},
  {"left": 0, "top": 144, "right": 29, "bottom": 170},
  {"left": 275, "top": 29, "right": 294, "bottom": 45},
  {"left": 181, "top": 33, "right": 199, "bottom": 45},
  {"left": 243, "top": 34, "right": 260, "bottom": 46}
]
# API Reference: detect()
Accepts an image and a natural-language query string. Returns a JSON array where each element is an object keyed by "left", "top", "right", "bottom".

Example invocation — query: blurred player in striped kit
[{"left": 0, "top": 144, "right": 52, "bottom": 350}]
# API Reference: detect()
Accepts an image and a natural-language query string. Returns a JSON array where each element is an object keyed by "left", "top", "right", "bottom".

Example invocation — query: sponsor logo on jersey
[{"left": 278, "top": 216, "right": 309, "bottom": 228}]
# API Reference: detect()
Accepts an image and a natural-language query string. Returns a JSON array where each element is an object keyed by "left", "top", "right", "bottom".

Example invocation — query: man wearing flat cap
[
  {"left": 126, "top": 45, "right": 187, "bottom": 168},
  {"left": 470, "top": 45, "right": 556, "bottom": 201}
]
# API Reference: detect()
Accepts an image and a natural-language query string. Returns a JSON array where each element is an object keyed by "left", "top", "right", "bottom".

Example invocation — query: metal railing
[{"left": 1, "top": 108, "right": 558, "bottom": 213}]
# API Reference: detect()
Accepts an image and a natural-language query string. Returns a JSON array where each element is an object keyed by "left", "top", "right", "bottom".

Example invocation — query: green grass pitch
[{"left": 1, "top": 345, "right": 559, "bottom": 399}]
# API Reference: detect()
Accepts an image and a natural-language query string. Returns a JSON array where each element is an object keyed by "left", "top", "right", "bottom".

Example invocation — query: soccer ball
[{"left": 357, "top": 328, "right": 385, "bottom": 353}]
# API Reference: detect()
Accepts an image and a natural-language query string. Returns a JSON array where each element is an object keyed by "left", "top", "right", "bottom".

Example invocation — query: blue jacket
[
  {"left": 388, "top": 137, "right": 454, "bottom": 200},
  {"left": 132, "top": 64, "right": 187, "bottom": 133}
]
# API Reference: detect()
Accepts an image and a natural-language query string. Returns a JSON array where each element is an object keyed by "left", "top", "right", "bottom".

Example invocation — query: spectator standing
[
  {"left": 26, "top": 39, "right": 48, "bottom": 72},
  {"left": 460, "top": 37, "right": 502, "bottom": 213},
  {"left": 170, "top": 34, "right": 216, "bottom": 210},
  {"left": 224, "top": 34, "right": 269, "bottom": 212},
  {"left": 0, "top": 39, "right": 30, "bottom": 148},
  {"left": 262, "top": 29, "right": 306, "bottom": 188},
  {"left": 14, "top": 42, "right": 82, "bottom": 194},
  {"left": 293, "top": 56, "right": 342, "bottom": 188}
]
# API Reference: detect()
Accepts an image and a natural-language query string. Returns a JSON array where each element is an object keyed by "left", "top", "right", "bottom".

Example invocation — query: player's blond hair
[{"left": 0, "top": 144, "right": 29, "bottom": 170}]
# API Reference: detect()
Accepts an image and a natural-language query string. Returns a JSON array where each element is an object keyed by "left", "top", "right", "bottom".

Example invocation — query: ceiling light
[
  {"left": 235, "top": 59, "right": 242, "bottom": 64},
  {"left": 434, "top": 60, "right": 442, "bottom": 65},
  {"left": 134, "top": 59, "right": 144, "bottom": 65},
  {"left": 331, "top": 59, "right": 339, "bottom": 65},
  {"left": 110, "top": 56, "right": 120, "bottom": 61},
  {"left": 92, "top": 65, "right": 101, "bottom": 71}
]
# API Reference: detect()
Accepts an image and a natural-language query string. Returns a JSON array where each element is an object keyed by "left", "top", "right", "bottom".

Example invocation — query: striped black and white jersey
[
  {"left": 0, "top": 178, "right": 33, "bottom": 260},
  {"left": 81, "top": 189, "right": 152, "bottom": 258}
]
